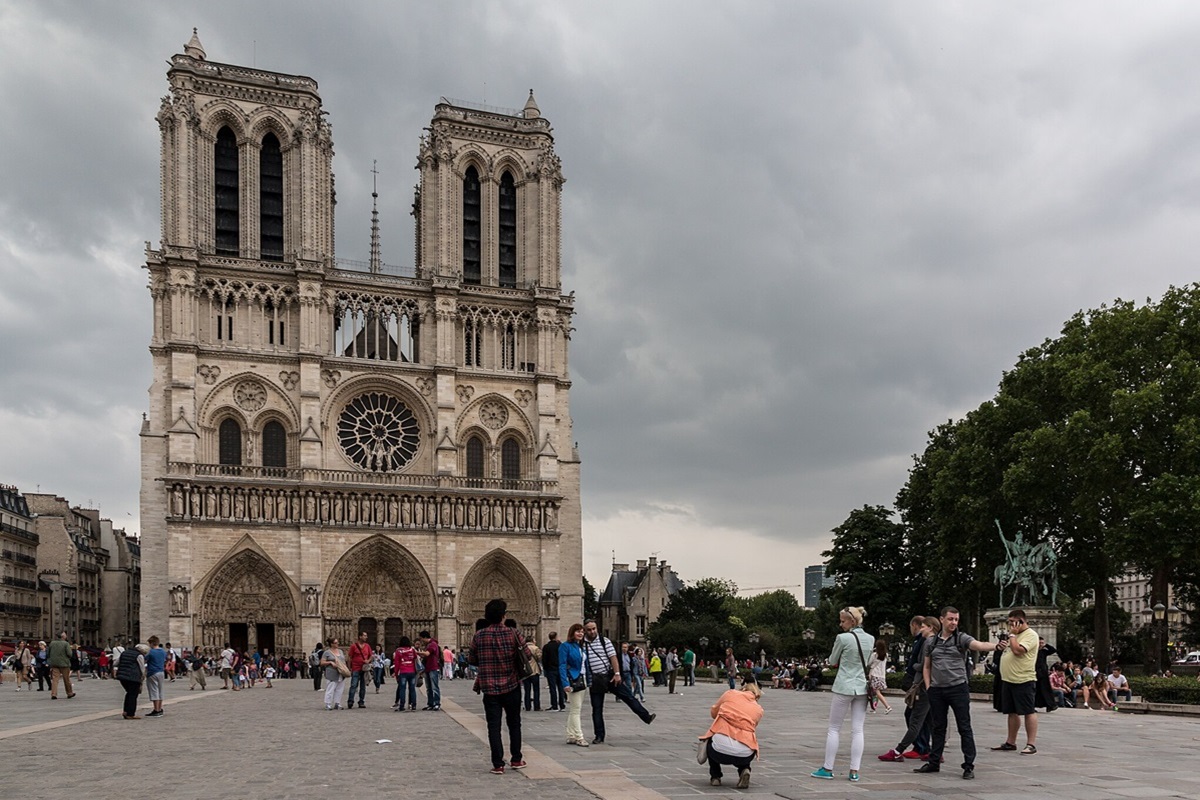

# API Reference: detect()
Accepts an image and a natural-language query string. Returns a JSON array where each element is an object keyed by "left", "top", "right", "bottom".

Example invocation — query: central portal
[{"left": 323, "top": 535, "right": 435, "bottom": 649}]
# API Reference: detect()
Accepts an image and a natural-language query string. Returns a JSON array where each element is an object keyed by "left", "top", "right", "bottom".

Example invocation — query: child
[
  {"left": 263, "top": 664, "right": 275, "bottom": 687},
  {"left": 866, "top": 639, "right": 892, "bottom": 714}
]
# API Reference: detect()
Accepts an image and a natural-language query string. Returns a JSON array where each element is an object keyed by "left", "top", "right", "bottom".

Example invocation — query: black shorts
[{"left": 999, "top": 680, "right": 1036, "bottom": 715}]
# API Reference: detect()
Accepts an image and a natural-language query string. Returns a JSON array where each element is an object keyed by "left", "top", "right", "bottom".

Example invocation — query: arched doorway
[
  {"left": 198, "top": 549, "right": 299, "bottom": 657},
  {"left": 457, "top": 548, "right": 540, "bottom": 647},
  {"left": 323, "top": 535, "right": 435, "bottom": 654}
]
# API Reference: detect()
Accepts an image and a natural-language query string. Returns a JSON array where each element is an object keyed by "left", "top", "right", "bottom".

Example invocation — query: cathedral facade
[{"left": 140, "top": 32, "right": 582, "bottom": 657}]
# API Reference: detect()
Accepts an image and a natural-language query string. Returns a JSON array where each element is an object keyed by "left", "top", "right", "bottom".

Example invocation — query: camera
[{"left": 997, "top": 632, "right": 1009, "bottom": 641}]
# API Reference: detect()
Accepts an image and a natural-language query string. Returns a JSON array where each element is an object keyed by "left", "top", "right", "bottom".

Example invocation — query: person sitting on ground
[
  {"left": 1083, "top": 672, "right": 1115, "bottom": 710},
  {"left": 699, "top": 679, "right": 764, "bottom": 789}
]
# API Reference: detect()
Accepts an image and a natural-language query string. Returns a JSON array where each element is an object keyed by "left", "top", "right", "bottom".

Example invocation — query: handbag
[
  {"left": 417, "top": 671, "right": 424, "bottom": 688},
  {"left": 334, "top": 657, "right": 351, "bottom": 678},
  {"left": 696, "top": 739, "right": 709, "bottom": 764},
  {"left": 849, "top": 631, "right": 871, "bottom": 696},
  {"left": 569, "top": 674, "right": 586, "bottom": 692}
]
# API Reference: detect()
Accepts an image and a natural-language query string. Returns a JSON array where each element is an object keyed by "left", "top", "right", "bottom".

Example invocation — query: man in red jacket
[{"left": 347, "top": 632, "right": 373, "bottom": 709}]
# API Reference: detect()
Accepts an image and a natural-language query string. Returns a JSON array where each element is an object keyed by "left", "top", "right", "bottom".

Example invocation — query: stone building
[
  {"left": 25, "top": 494, "right": 108, "bottom": 646},
  {"left": 0, "top": 485, "right": 40, "bottom": 643},
  {"left": 598, "top": 557, "right": 683, "bottom": 646},
  {"left": 140, "top": 32, "right": 581, "bottom": 657},
  {"left": 100, "top": 519, "right": 141, "bottom": 647}
]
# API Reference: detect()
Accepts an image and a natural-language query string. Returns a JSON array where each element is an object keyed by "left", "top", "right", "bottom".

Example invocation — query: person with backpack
[
  {"left": 309, "top": 642, "right": 323, "bottom": 691},
  {"left": 914, "top": 606, "right": 1004, "bottom": 781},
  {"left": 810, "top": 606, "right": 875, "bottom": 783}
]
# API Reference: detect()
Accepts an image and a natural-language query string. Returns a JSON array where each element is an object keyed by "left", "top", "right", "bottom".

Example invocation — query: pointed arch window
[
  {"left": 464, "top": 318, "right": 481, "bottom": 367},
  {"left": 501, "top": 438, "right": 521, "bottom": 483},
  {"left": 214, "top": 126, "right": 240, "bottom": 256},
  {"left": 262, "top": 420, "right": 287, "bottom": 470},
  {"left": 260, "top": 132, "right": 284, "bottom": 261},
  {"left": 218, "top": 418, "right": 242, "bottom": 470},
  {"left": 498, "top": 171, "right": 517, "bottom": 288},
  {"left": 463, "top": 166, "right": 481, "bottom": 285},
  {"left": 466, "top": 436, "right": 485, "bottom": 486}
]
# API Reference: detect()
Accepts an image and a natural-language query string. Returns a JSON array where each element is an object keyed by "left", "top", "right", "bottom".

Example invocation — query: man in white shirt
[
  {"left": 220, "top": 642, "right": 236, "bottom": 689},
  {"left": 1107, "top": 665, "right": 1131, "bottom": 703}
]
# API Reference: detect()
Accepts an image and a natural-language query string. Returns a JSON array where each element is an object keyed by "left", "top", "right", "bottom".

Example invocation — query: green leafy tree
[
  {"left": 899, "top": 285, "right": 1200, "bottom": 665},
  {"left": 822, "top": 505, "right": 916, "bottom": 636},
  {"left": 582, "top": 575, "right": 600, "bottom": 622}
]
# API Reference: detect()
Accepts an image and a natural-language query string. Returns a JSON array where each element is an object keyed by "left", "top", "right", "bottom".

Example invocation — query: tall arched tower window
[
  {"left": 466, "top": 436, "right": 485, "bottom": 483},
  {"left": 260, "top": 132, "right": 284, "bottom": 261},
  {"left": 463, "top": 166, "right": 482, "bottom": 285},
  {"left": 498, "top": 171, "right": 517, "bottom": 288},
  {"left": 218, "top": 418, "right": 242, "bottom": 467},
  {"left": 262, "top": 420, "right": 287, "bottom": 469},
  {"left": 501, "top": 438, "right": 521, "bottom": 482},
  {"left": 214, "top": 126, "right": 240, "bottom": 256}
]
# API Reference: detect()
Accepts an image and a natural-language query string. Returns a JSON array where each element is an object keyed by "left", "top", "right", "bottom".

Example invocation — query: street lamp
[
  {"left": 879, "top": 621, "right": 896, "bottom": 668},
  {"left": 803, "top": 628, "right": 815, "bottom": 660},
  {"left": 1153, "top": 603, "right": 1166, "bottom": 674}
]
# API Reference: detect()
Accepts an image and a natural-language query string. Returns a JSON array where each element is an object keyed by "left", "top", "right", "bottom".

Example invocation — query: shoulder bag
[
  {"left": 515, "top": 632, "right": 540, "bottom": 679},
  {"left": 848, "top": 631, "right": 871, "bottom": 695}
]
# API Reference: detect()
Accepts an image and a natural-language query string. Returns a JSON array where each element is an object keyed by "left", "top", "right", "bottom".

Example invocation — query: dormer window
[{"left": 214, "top": 126, "right": 239, "bottom": 256}]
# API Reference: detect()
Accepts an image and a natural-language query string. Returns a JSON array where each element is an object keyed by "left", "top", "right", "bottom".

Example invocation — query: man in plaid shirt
[{"left": 470, "top": 598, "right": 535, "bottom": 774}]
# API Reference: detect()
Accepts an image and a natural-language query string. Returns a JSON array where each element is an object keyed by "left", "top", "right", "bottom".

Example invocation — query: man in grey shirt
[{"left": 914, "top": 606, "right": 1002, "bottom": 781}]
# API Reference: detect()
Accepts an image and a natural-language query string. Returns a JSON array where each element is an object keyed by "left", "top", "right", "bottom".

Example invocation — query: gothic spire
[
  {"left": 184, "top": 28, "right": 206, "bottom": 61},
  {"left": 369, "top": 160, "right": 381, "bottom": 274}
]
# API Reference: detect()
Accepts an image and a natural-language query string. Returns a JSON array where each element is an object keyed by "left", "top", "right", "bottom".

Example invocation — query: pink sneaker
[{"left": 878, "top": 749, "right": 905, "bottom": 762}]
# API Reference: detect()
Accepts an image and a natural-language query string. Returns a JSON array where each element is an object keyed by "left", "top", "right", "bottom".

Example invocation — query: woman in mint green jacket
[{"left": 811, "top": 606, "right": 875, "bottom": 783}]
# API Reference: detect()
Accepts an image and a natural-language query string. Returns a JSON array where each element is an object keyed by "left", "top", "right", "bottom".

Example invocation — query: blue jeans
[
  {"left": 349, "top": 670, "right": 367, "bottom": 705},
  {"left": 394, "top": 673, "right": 417, "bottom": 709},
  {"left": 928, "top": 682, "right": 976, "bottom": 770},
  {"left": 424, "top": 670, "right": 441, "bottom": 708}
]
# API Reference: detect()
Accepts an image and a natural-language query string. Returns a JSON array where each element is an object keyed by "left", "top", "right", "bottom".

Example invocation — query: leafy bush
[{"left": 1129, "top": 676, "right": 1200, "bottom": 705}]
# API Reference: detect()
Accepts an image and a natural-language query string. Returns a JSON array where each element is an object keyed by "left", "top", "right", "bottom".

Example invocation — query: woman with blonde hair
[
  {"left": 811, "top": 606, "right": 875, "bottom": 783},
  {"left": 698, "top": 679, "right": 764, "bottom": 788}
]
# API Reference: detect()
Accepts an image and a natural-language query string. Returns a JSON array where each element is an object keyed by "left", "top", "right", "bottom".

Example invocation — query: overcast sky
[{"left": 3, "top": 2, "right": 1200, "bottom": 600}]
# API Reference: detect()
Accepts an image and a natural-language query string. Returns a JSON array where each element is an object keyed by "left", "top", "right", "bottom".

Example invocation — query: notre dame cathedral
[{"left": 139, "top": 31, "right": 582, "bottom": 657}]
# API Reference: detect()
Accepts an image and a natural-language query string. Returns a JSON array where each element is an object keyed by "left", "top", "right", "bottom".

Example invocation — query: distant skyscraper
[{"left": 804, "top": 564, "right": 834, "bottom": 608}]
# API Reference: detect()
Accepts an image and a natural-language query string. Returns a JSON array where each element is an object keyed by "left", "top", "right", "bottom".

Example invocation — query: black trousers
[
  {"left": 312, "top": 666, "right": 322, "bottom": 691},
  {"left": 928, "top": 682, "right": 976, "bottom": 769},
  {"left": 120, "top": 679, "right": 140, "bottom": 717},
  {"left": 483, "top": 687, "right": 522, "bottom": 769},
  {"left": 545, "top": 669, "right": 564, "bottom": 710},
  {"left": 706, "top": 739, "right": 753, "bottom": 779},
  {"left": 589, "top": 675, "right": 653, "bottom": 741},
  {"left": 523, "top": 675, "right": 541, "bottom": 710}
]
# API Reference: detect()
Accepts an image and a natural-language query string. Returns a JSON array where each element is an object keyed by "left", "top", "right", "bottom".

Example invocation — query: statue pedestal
[{"left": 985, "top": 607, "right": 1062, "bottom": 650}]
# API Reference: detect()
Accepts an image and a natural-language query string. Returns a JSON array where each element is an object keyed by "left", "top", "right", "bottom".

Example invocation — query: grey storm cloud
[{"left": 4, "top": 1, "right": 1200, "bottom": 590}]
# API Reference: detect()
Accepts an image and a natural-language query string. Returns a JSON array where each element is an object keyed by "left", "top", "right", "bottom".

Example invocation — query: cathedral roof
[{"left": 523, "top": 90, "right": 541, "bottom": 119}]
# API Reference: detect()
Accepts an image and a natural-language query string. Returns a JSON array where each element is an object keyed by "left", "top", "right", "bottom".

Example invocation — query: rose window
[{"left": 337, "top": 392, "right": 420, "bottom": 471}]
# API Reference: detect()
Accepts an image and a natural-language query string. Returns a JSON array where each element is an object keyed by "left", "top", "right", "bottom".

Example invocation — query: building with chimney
[{"left": 598, "top": 556, "right": 683, "bottom": 645}]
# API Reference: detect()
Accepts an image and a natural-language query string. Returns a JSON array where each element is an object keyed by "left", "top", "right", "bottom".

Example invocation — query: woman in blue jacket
[
  {"left": 558, "top": 623, "right": 587, "bottom": 746},
  {"left": 811, "top": 606, "right": 875, "bottom": 783}
]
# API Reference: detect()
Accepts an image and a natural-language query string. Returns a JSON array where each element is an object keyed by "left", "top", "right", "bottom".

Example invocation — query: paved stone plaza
[{"left": 2, "top": 675, "right": 1198, "bottom": 798}]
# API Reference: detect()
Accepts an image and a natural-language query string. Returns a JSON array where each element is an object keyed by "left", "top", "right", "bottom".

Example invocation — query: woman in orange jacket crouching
[{"left": 698, "top": 679, "right": 764, "bottom": 788}]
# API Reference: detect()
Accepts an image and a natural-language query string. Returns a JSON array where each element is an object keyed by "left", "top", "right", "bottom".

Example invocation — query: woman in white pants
[
  {"left": 558, "top": 623, "right": 588, "bottom": 746},
  {"left": 811, "top": 606, "right": 875, "bottom": 783},
  {"left": 320, "top": 638, "right": 348, "bottom": 710}
]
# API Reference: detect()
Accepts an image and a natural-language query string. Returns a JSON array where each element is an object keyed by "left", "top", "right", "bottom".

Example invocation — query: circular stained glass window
[{"left": 337, "top": 392, "right": 420, "bottom": 472}]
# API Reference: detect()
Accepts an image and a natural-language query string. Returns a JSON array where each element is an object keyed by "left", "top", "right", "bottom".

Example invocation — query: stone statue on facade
[
  {"left": 994, "top": 519, "right": 1059, "bottom": 607},
  {"left": 303, "top": 586, "right": 320, "bottom": 616},
  {"left": 439, "top": 588, "right": 455, "bottom": 616},
  {"left": 169, "top": 584, "right": 189, "bottom": 616}
]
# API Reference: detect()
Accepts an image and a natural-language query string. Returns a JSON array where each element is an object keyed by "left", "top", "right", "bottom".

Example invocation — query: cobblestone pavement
[{"left": 3, "top": 674, "right": 1200, "bottom": 799}]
